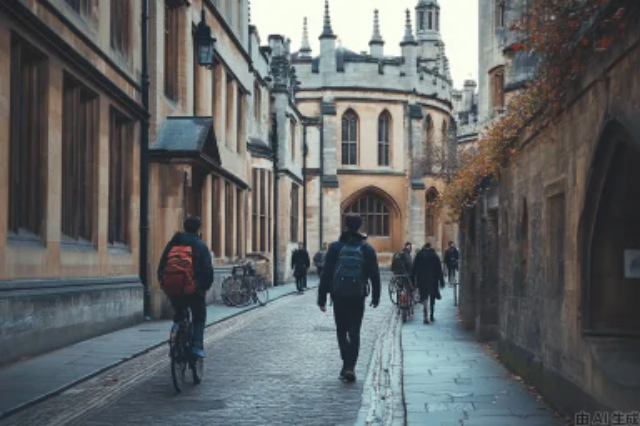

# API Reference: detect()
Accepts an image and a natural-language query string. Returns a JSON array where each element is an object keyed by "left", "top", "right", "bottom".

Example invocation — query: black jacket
[
  {"left": 157, "top": 232, "right": 214, "bottom": 294},
  {"left": 291, "top": 249, "right": 310, "bottom": 276},
  {"left": 411, "top": 248, "right": 444, "bottom": 300},
  {"left": 318, "top": 232, "right": 381, "bottom": 306},
  {"left": 444, "top": 247, "right": 460, "bottom": 267}
]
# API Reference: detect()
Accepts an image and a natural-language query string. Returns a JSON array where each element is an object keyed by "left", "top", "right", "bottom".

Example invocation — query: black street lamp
[{"left": 194, "top": 9, "right": 216, "bottom": 67}]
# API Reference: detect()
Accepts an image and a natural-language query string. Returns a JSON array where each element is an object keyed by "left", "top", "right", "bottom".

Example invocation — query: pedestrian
[
  {"left": 157, "top": 216, "right": 214, "bottom": 357},
  {"left": 411, "top": 242, "right": 444, "bottom": 324},
  {"left": 402, "top": 242, "right": 413, "bottom": 274},
  {"left": 444, "top": 241, "right": 460, "bottom": 285},
  {"left": 318, "top": 214, "right": 381, "bottom": 383},
  {"left": 291, "top": 242, "right": 310, "bottom": 293},
  {"left": 313, "top": 242, "right": 329, "bottom": 277}
]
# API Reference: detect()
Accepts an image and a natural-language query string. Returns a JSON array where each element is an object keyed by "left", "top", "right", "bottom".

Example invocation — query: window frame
[
  {"left": 290, "top": 184, "right": 299, "bottom": 243},
  {"left": 341, "top": 109, "right": 359, "bottom": 166},
  {"left": 378, "top": 111, "right": 391, "bottom": 166},
  {"left": 164, "top": 1, "right": 181, "bottom": 102},
  {"left": 343, "top": 194, "right": 391, "bottom": 238},
  {"left": 108, "top": 107, "right": 134, "bottom": 248},
  {"left": 110, "top": 0, "right": 131, "bottom": 58}
]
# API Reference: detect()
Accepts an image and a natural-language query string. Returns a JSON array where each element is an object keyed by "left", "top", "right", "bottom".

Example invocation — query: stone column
[
  {"left": 214, "top": 65, "right": 227, "bottom": 149},
  {"left": 320, "top": 101, "right": 341, "bottom": 244},
  {"left": 408, "top": 104, "right": 425, "bottom": 245}
]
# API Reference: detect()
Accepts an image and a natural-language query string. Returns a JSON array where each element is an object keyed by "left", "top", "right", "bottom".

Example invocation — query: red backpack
[{"left": 161, "top": 245, "right": 197, "bottom": 296}]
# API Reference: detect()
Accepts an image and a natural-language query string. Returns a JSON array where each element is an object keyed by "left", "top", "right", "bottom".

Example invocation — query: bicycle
[
  {"left": 221, "top": 262, "right": 270, "bottom": 307},
  {"left": 395, "top": 276, "right": 415, "bottom": 323},
  {"left": 169, "top": 308, "right": 203, "bottom": 393}
]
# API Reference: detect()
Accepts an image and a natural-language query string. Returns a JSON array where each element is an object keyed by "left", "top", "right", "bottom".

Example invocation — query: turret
[
  {"left": 416, "top": 0, "right": 441, "bottom": 61},
  {"left": 400, "top": 9, "right": 418, "bottom": 77},
  {"left": 319, "top": 0, "right": 337, "bottom": 74},
  {"left": 463, "top": 79, "right": 477, "bottom": 111},
  {"left": 369, "top": 9, "right": 384, "bottom": 59}
]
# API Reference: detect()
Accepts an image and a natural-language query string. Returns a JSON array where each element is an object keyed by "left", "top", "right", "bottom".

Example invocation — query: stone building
[
  {"left": 0, "top": 0, "right": 145, "bottom": 365},
  {"left": 458, "top": 0, "right": 640, "bottom": 415},
  {"left": 452, "top": 79, "right": 480, "bottom": 154},
  {"left": 293, "top": 0, "right": 458, "bottom": 262}
]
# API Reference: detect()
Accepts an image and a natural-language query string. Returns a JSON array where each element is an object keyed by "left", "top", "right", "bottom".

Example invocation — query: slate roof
[{"left": 151, "top": 117, "right": 221, "bottom": 165}]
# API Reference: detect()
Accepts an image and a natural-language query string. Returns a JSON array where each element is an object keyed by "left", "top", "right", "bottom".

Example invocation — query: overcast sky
[{"left": 251, "top": 0, "right": 479, "bottom": 90}]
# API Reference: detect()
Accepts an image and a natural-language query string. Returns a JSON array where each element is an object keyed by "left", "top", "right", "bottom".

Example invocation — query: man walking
[
  {"left": 291, "top": 242, "right": 310, "bottom": 293},
  {"left": 318, "top": 214, "right": 381, "bottom": 383},
  {"left": 313, "top": 242, "right": 329, "bottom": 277},
  {"left": 412, "top": 243, "right": 444, "bottom": 324},
  {"left": 444, "top": 241, "right": 460, "bottom": 285},
  {"left": 157, "top": 216, "right": 214, "bottom": 357}
]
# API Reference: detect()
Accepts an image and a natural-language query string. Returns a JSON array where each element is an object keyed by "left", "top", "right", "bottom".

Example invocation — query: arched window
[
  {"left": 343, "top": 194, "right": 390, "bottom": 237},
  {"left": 341, "top": 109, "right": 358, "bottom": 165},
  {"left": 495, "top": 0, "right": 506, "bottom": 29},
  {"left": 425, "top": 188, "right": 438, "bottom": 237},
  {"left": 378, "top": 111, "right": 391, "bottom": 166}
]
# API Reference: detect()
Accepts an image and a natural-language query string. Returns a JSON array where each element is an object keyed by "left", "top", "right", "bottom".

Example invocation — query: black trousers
[
  {"left": 447, "top": 264, "right": 458, "bottom": 282},
  {"left": 170, "top": 294, "right": 207, "bottom": 347},
  {"left": 332, "top": 298, "right": 365, "bottom": 370},
  {"left": 422, "top": 294, "right": 436, "bottom": 318},
  {"left": 295, "top": 273, "right": 307, "bottom": 292}
]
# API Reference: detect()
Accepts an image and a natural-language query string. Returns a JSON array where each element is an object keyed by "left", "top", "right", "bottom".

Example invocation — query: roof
[{"left": 151, "top": 117, "right": 221, "bottom": 165}]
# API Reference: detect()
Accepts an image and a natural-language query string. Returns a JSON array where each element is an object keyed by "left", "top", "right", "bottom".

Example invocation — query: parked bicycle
[
  {"left": 168, "top": 307, "right": 203, "bottom": 393},
  {"left": 392, "top": 274, "right": 415, "bottom": 322},
  {"left": 221, "top": 259, "right": 270, "bottom": 307}
]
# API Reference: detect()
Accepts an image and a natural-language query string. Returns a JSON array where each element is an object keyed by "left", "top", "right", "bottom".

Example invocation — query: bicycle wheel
[
  {"left": 170, "top": 333, "right": 188, "bottom": 393},
  {"left": 388, "top": 277, "right": 398, "bottom": 305},
  {"left": 254, "top": 276, "right": 269, "bottom": 306},
  {"left": 221, "top": 277, "right": 236, "bottom": 306},
  {"left": 191, "top": 357, "right": 204, "bottom": 385}
]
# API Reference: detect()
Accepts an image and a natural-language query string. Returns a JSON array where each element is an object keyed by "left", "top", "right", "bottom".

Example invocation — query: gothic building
[{"left": 293, "top": 0, "right": 458, "bottom": 262}]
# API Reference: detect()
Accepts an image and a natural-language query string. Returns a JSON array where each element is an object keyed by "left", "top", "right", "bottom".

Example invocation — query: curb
[{"left": 0, "top": 284, "right": 318, "bottom": 420}]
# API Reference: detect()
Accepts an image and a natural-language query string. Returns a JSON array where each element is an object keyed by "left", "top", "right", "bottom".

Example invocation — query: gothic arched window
[
  {"left": 341, "top": 109, "right": 358, "bottom": 165},
  {"left": 343, "top": 194, "right": 390, "bottom": 237},
  {"left": 425, "top": 188, "right": 439, "bottom": 237},
  {"left": 378, "top": 111, "right": 391, "bottom": 166}
]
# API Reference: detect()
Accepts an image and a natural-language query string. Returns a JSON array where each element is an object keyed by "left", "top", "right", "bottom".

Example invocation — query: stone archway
[{"left": 581, "top": 122, "right": 640, "bottom": 335}]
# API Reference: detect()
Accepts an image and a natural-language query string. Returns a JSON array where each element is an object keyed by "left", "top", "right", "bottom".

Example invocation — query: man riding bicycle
[{"left": 158, "top": 216, "right": 214, "bottom": 358}]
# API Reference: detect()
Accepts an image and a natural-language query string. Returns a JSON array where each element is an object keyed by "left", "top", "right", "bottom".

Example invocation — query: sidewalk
[
  {"left": 402, "top": 285, "right": 567, "bottom": 426},
  {"left": 0, "top": 278, "right": 318, "bottom": 419}
]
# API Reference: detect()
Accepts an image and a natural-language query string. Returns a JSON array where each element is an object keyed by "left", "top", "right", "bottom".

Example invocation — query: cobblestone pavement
[
  {"left": 1, "top": 284, "right": 397, "bottom": 426},
  {"left": 402, "top": 285, "right": 567, "bottom": 426}
]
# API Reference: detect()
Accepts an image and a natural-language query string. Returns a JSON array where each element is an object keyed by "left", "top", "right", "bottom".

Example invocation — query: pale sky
[{"left": 251, "top": 0, "right": 479, "bottom": 90}]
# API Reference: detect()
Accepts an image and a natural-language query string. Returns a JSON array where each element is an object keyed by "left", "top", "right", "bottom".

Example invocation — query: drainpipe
[
  {"left": 319, "top": 115, "right": 324, "bottom": 251},
  {"left": 303, "top": 122, "right": 308, "bottom": 249},
  {"left": 140, "top": 0, "right": 151, "bottom": 320},
  {"left": 272, "top": 113, "right": 279, "bottom": 285}
]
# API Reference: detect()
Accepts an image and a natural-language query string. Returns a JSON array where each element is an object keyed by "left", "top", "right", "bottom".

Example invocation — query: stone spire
[
  {"left": 401, "top": 9, "right": 417, "bottom": 45},
  {"left": 320, "top": 0, "right": 336, "bottom": 39},
  {"left": 370, "top": 9, "right": 383, "bottom": 44},
  {"left": 300, "top": 17, "right": 312, "bottom": 56}
]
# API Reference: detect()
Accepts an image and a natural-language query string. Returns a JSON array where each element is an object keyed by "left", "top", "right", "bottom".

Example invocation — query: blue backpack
[{"left": 332, "top": 242, "right": 367, "bottom": 299}]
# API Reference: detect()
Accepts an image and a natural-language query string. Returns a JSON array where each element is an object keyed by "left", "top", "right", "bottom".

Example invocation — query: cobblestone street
[{"left": 0, "top": 286, "right": 397, "bottom": 426}]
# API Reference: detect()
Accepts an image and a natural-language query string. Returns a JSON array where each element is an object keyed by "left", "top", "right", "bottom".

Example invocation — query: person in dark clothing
[
  {"left": 402, "top": 242, "right": 414, "bottom": 276},
  {"left": 444, "top": 241, "right": 460, "bottom": 285},
  {"left": 313, "top": 242, "right": 329, "bottom": 277},
  {"left": 157, "top": 217, "right": 214, "bottom": 357},
  {"left": 411, "top": 243, "right": 444, "bottom": 324},
  {"left": 291, "top": 242, "right": 311, "bottom": 293},
  {"left": 318, "top": 214, "right": 381, "bottom": 383}
]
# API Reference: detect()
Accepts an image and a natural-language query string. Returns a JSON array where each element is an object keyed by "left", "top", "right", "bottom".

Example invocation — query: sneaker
[
  {"left": 343, "top": 370, "right": 356, "bottom": 382},
  {"left": 423, "top": 317, "right": 430, "bottom": 324},
  {"left": 192, "top": 348, "right": 207, "bottom": 358}
]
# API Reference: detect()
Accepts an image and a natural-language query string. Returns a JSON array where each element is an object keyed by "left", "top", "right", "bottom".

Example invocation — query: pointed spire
[
  {"left": 403, "top": 9, "right": 415, "bottom": 42},
  {"left": 320, "top": 0, "right": 336, "bottom": 39},
  {"left": 300, "top": 17, "right": 312, "bottom": 54},
  {"left": 370, "top": 9, "right": 384, "bottom": 44}
]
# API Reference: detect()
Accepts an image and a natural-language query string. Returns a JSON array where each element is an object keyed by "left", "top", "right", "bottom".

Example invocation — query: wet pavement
[
  {"left": 0, "top": 283, "right": 396, "bottom": 426},
  {"left": 402, "top": 285, "right": 567, "bottom": 426}
]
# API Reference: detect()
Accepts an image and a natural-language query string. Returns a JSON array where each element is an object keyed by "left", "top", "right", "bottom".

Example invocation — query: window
[
  {"left": 8, "top": 37, "right": 48, "bottom": 237},
  {"left": 428, "top": 11, "right": 433, "bottom": 30},
  {"left": 290, "top": 119, "right": 296, "bottom": 162},
  {"left": 548, "top": 193, "right": 566, "bottom": 292},
  {"left": 226, "top": 77, "right": 234, "bottom": 148},
  {"left": 164, "top": 2, "right": 180, "bottom": 101},
  {"left": 108, "top": 109, "right": 133, "bottom": 246},
  {"left": 341, "top": 110, "right": 358, "bottom": 165},
  {"left": 267, "top": 171, "right": 272, "bottom": 251},
  {"left": 110, "top": 0, "right": 131, "bottom": 57},
  {"left": 290, "top": 184, "right": 299, "bottom": 243},
  {"left": 235, "top": 0, "right": 242, "bottom": 35},
  {"left": 212, "top": 175, "right": 222, "bottom": 256},
  {"left": 260, "top": 170, "right": 267, "bottom": 251},
  {"left": 252, "top": 169, "right": 258, "bottom": 252},
  {"left": 426, "top": 188, "right": 438, "bottom": 237},
  {"left": 418, "top": 11, "right": 425, "bottom": 30},
  {"left": 236, "top": 188, "right": 243, "bottom": 257},
  {"left": 496, "top": 0, "right": 506, "bottom": 29},
  {"left": 491, "top": 67, "right": 505, "bottom": 110},
  {"left": 62, "top": 74, "right": 98, "bottom": 242},
  {"left": 65, "top": 0, "right": 92, "bottom": 16},
  {"left": 253, "top": 82, "right": 261, "bottom": 123},
  {"left": 378, "top": 111, "right": 391, "bottom": 166},
  {"left": 225, "top": 181, "right": 234, "bottom": 258},
  {"left": 436, "top": 10, "right": 440, "bottom": 31},
  {"left": 344, "top": 194, "right": 390, "bottom": 237}
]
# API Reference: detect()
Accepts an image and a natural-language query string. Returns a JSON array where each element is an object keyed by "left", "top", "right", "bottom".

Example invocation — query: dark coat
[
  {"left": 318, "top": 232, "right": 381, "bottom": 306},
  {"left": 401, "top": 249, "right": 413, "bottom": 274},
  {"left": 444, "top": 246, "right": 460, "bottom": 268},
  {"left": 157, "top": 232, "right": 214, "bottom": 295},
  {"left": 411, "top": 248, "right": 444, "bottom": 301},
  {"left": 291, "top": 249, "right": 310, "bottom": 277}
]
